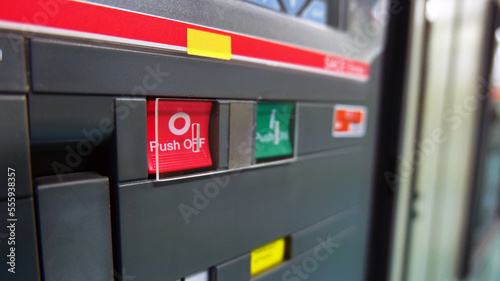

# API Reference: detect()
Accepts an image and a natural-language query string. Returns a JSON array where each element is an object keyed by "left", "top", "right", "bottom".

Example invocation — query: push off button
[{"left": 147, "top": 99, "right": 213, "bottom": 175}]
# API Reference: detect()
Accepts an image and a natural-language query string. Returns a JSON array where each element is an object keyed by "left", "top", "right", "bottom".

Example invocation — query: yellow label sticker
[
  {"left": 250, "top": 238, "right": 286, "bottom": 276},
  {"left": 187, "top": 28, "right": 231, "bottom": 60}
]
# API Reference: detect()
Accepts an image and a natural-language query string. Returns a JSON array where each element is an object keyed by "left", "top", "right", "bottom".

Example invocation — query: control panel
[{"left": 0, "top": 0, "right": 388, "bottom": 280}]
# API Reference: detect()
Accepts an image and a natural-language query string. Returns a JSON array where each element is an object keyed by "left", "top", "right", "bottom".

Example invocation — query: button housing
[
  {"left": 0, "top": 33, "right": 28, "bottom": 93},
  {"left": 228, "top": 101, "right": 256, "bottom": 169}
]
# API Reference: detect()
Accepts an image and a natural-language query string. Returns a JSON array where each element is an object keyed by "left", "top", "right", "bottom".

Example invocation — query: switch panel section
[
  {"left": 30, "top": 38, "right": 368, "bottom": 102},
  {"left": 116, "top": 148, "right": 366, "bottom": 280},
  {"left": 34, "top": 172, "right": 113, "bottom": 281},
  {"left": 215, "top": 254, "right": 251, "bottom": 281},
  {"left": 214, "top": 101, "right": 230, "bottom": 170},
  {"left": 228, "top": 101, "right": 256, "bottom": 169},
  {"left": 252, "top": 228, "right": 359, "bottom": 281},
  {"left": 297, "top": 103, "right": 367, "bottom": 155},
  {"left": 0, "top": 33, "right": 28, "bottom": 93},
  {"left": 0, "top": 95, "right": 32, "bottom": 200},
  {"left": 290, "top": 206, "right": 358, "bottom": 258},
  {"left": 115, "top": 98, "right": 148, "bottom": 182},
  {"left": 147, "top": 99, "right": 214, "bottom": 178}
]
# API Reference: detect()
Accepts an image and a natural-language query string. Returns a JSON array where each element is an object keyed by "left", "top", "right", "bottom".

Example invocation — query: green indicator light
[{"left": 255, "top": 103, "right": 294, "bottom": 160}]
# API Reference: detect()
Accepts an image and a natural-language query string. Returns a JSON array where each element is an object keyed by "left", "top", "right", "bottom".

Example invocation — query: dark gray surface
[
  {"left": 28, "top": 94, "right": 117, "bottom": 178},
  {"left": 116, "top": 147, "right": 371, "bottom": 281},
  {"left": 216, "top": 101, "right": 230, "bottom": 170},
  {"left": 0, "top": 33, "right": 28, "bottom": 93},
  {"left": 115, "top": 98, "right": 148, "bottom": 182},
  {"left": 0, "top": 198, "right": 40, "bottom": 281},
  {"left": 297, "top": 103, "right": 367, "bottom": 155},
  {"left": 215, "top": 254, "right": 251, "bottom": 281},
  {"left": 228, "top": 101, "right": 256, "bottom": 169},
  {"left": 290, "top": 205, "right": 358, "bottom": 258},
  {"left": 213, "top": 208, "right": 362, "bottom": 281},
  {"left": 29, "top": 93, "right": 116, "bottom": 144},
  {"left": 34, "top": 172, "right": 113, "bottom": 281},
  {"left": 253, "top": 226, "right": 362, "bottom": 281},
  {"left": 22, "top": 15, "right": 384, "bottom": 281},
  {"left": 30, "top": 39, "right": 371, "bottom": 101},
  {"left": 0, "top": 95, "right": 32, "bottom": 200}
]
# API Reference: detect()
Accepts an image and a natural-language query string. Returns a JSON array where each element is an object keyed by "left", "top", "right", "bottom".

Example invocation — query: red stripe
[{"left": 0, "top": 0, "right": 369, "bottom": 79}]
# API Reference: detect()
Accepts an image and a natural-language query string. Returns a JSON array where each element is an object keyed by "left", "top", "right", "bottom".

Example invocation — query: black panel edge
[{"left": 366, "top": 0, "right": 412, "bottom": 281}]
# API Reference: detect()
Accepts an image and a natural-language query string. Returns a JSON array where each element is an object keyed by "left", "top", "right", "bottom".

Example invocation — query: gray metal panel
[
  {"left": 215, "top": 254, "right": 250, "bottom": 281},
  {"left": 0, "top": 33, "right": 28, "bottom": 93},
  {"left": 115, "top": 98, "right": 148, "bottom": 182},
  {"left": 0, "top": 198, "right": 40, "bottom": 281},
  {"left": 30, "top": 39, "right": 371, "bottom": 101},
  {"left": 116, "top": 148, "right": 370, "bottom": 280},
  {"left": 34, "top": 172, "right": 113, "bottom": 281},
  {"left": 86, "top": 0, "right": 385, "bottom": 62},
  {"left": 0, "top": 95, "right": 32, "bottom": 200},
  {"left": 297, "top": 103, "right": 366, "bottom": 155},
  {"left": 29, "top": 93, "right": 116, "bottom": 144},
  {"left": 216, "top": 101, "right": 230, "bottom": 170},
  {"left": 88, "top": 0, "right": 352, "bottom": 56},
  {"left": 228, "top": 101, "right": 256, "bottom": 169},
  {"left": 290, "top": 206, "right": 358, "bottom": 258},
  {"left": 23, "top": 22, "right": 384, "bottom": 281},
  {"left": 253, "top": 226, "right": 362, "bottom": 281}
]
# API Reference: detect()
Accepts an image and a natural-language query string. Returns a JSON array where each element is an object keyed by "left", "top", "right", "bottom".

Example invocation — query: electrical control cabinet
[{"left": 0, "top": 0, "right": 389, "bottom": 280}]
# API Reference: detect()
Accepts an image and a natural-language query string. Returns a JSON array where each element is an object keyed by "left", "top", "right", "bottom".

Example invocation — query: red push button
[
  {"left": 332, "top": 105, "right": 367, "bottom": 137},
  {"left": 147, "top": 99, "right": 213, "bottom": 175}
]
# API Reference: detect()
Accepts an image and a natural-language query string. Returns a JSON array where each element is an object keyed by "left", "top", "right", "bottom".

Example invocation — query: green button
[{"left": 255, "top": 103, "right": 294, "bottom": 160}]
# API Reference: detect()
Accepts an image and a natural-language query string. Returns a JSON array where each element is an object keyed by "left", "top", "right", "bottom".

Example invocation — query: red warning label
[{"left": 332, "top": 105, "right": 367, "bottom": 137}]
